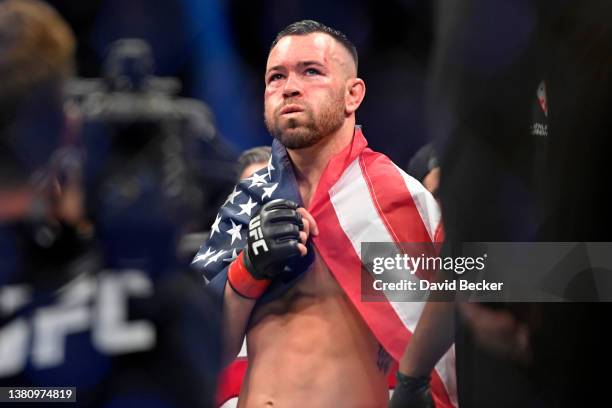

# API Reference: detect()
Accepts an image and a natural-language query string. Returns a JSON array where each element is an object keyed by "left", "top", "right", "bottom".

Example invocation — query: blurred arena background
[
  {"left": 2, "top": 0, "right": 611, "bottom": 406},
  {"left": 42, "top": 0, "right": 439, "bottom": 263},
  {"left": 0, "top": 3, "right": 437, "bottom": 405},
  {"left": 49, "top": 0, "right": 434, "bottom": 161}
]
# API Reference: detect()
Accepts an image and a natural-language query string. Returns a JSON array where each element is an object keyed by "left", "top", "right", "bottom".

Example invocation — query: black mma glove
[
  {"left": 389, "top": 372, "right": 434, "bottom": 408},
  {"left": 228, "top": 199, "right": 303, "bottom": 298}
]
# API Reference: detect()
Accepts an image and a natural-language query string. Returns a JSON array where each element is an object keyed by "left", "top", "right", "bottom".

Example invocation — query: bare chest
[
  {"left": 242, "top": 252, "right": 390, "bottom": 407},
  {"left": 247, "top": 250, "right": 388, "bottom": 368},
  {"left": 249, "top": 251, "right": 350, "bottom": 326}
]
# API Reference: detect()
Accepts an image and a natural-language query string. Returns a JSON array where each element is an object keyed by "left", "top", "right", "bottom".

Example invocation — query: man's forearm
[
  {"left": 399, "top": 301, "right": 455, "bottom": 376},
  {"left": 221, "top": 282, "right": 256, "bottom": 366},
  {"left": 218, "top": 201, "right": 317, "bottom": 366}
]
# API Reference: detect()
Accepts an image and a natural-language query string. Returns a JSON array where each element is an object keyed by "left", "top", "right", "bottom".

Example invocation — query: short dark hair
[
  {"left": 271, "top": 20, "right": 358, "bottom": 73},
  {"left": 238, "top": 146, "right": 271, "bottom": 177}
]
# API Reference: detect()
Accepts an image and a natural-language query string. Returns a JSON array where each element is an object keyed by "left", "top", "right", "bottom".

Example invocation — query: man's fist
[
  {"left": 244, "top": 199, "right": 303, "bottom": 279},
  {"left": 388, "top": 373, "right": 434, "bottom": 408},
  {"left": 228, "top": 199, "right": 310, "bottom": 299}
]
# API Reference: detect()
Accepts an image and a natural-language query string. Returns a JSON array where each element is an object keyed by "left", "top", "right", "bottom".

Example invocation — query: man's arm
[
  {"left": 221, "top": 283, "right": 256, "bottom": 365},
  {"left": 399, "top": 301, "right": 455, "bottom": 377},
  {"left": 389, "top": 300, "right": 454, "bottom": 408},
  {"left": 218, "top": 203, "right": 318, "bottom": 365}
]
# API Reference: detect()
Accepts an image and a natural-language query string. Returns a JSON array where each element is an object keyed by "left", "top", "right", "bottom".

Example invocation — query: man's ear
[{"left": 345, "top": 78, "right": 366, "bottom": 115}]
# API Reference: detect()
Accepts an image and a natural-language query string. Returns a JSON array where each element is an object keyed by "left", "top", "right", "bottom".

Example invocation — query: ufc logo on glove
[{"left": 249, "top": 215, "right": 269, "bottom": 255}]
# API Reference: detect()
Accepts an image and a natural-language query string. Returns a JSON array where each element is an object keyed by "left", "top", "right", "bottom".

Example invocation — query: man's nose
[{"left": 282, "top": 73, "right": 301, "bottom": 98}]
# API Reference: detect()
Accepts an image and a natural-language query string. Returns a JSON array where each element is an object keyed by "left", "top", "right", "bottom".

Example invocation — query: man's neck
[{"left": 287, "top": 120, "right": 355, "bottom": 207}]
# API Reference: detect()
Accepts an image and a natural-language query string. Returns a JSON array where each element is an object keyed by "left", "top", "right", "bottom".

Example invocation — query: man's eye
[
  {"left": 268, "top": 73, "right": 284, "bottom": 82},
  {"left": 305, "top": 68, "right": 320, "bottom": 76}
]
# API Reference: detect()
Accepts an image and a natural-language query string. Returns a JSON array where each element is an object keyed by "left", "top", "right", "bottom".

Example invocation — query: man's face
[{"left": 264, "top": 33, "right": 354, "bottom": 150}]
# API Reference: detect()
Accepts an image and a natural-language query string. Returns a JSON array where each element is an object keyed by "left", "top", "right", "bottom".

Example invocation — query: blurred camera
[{"left": 65, "top": 39, "right": 237, "bottom": 266}]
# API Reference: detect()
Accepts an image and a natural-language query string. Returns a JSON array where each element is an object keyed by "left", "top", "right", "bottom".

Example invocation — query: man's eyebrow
[
  {"left": 266, "top": 61, "right": 326, "bottom": 74},
  {"left": 297, "top": 61, "right": 326, "bottom": 69},
  {"left": 266, "top": 65, "right": 285, "bottom": 74}
]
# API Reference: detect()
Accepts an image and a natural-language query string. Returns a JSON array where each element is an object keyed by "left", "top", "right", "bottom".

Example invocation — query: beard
[{"left": 265, "top": 91, "right": 345, "bottom": 150}]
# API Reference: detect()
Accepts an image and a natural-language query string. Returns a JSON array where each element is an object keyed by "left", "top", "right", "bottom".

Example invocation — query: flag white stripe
[
  {"left": 329, "top": 158, "right": 393, "bottom": 258},
  {"left": 219, "top": 398, "right": 238, "bottom": 408}
]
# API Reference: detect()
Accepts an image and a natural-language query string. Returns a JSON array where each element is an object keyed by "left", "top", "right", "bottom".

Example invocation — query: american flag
[
  {"left": 192, "top": 131, "right": 311, "bottom": 303},
  {"left": 192, "top": 127, "right": 457, "bottom": 408}
]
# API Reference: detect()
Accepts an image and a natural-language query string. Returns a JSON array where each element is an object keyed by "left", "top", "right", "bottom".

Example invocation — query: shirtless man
[{"left": 218, "top": 21, "right": 391, "bottom": 407}]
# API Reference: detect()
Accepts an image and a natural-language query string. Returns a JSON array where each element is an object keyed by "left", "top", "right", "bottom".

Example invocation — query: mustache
[{"left": 275, "top": 100, "right": 310, "bottom": 115}]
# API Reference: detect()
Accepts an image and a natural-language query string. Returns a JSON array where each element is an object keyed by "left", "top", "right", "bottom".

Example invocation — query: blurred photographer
[
  {"left": 0, "top": 2, "right": 220, "bottom": 406},
  {"left": 68, "top": 38, "right": 237, "bottom": 240},
  {"left": 0, "top": 0, "right": 84, "bottom": 270}
]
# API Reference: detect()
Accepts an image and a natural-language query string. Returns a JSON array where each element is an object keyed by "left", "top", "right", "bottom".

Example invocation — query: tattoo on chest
[{"left": 377, "top": 344, "right": 393, "bottom": 373}]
